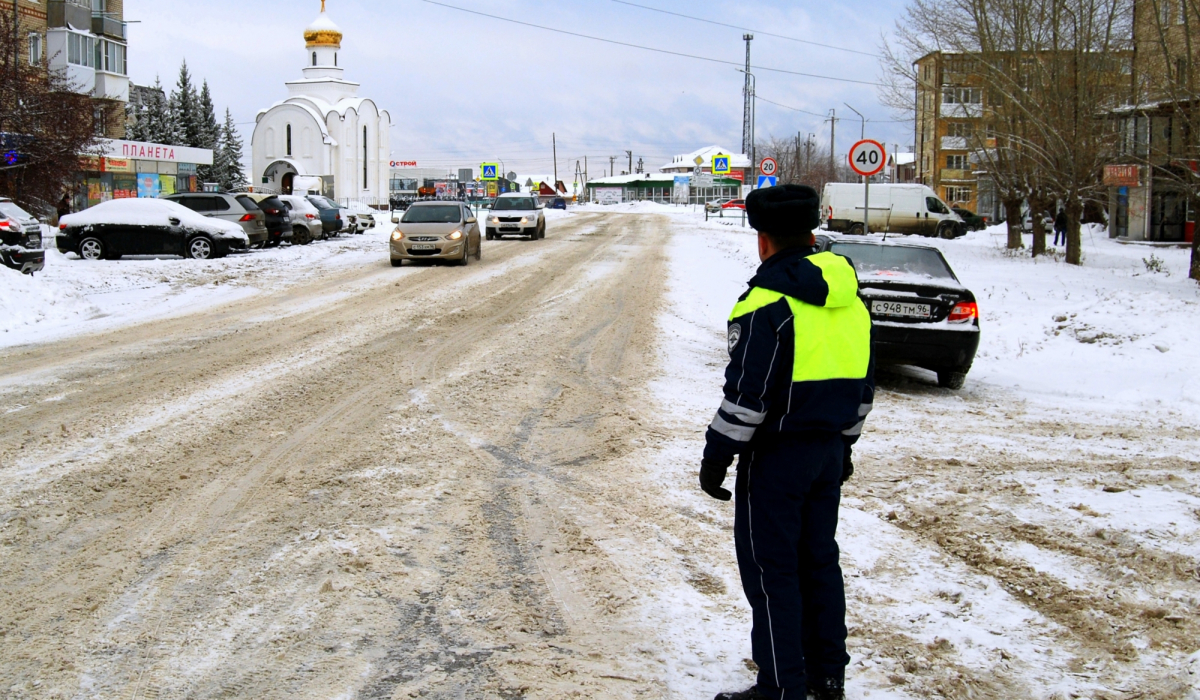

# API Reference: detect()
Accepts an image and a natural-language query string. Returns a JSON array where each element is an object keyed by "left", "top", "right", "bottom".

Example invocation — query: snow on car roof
[{"left": 61, "top": 198, "right": 245, "bottom": 238}]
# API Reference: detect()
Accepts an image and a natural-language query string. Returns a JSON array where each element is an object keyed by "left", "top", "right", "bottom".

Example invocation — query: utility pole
[
  {"left": 826, "top": 109, "right": 838, "bottom": 177},
  {"left": 625, "top": 150, "right": 632, "bottom": 175},
  {"left": 584, "top": 155, "right": 588, "bottom": 183},
  {"left": 741, "top": 34, "right": 754, "bottom": 157},
  {"left": 552, "top": 133, "right": 558, "bottom": 186},
  {"left": 610, "top": 155, "right": 616, "bottom": 178},
  {"left": 636, "top": 157, "right": 644, "bottom": 174}
]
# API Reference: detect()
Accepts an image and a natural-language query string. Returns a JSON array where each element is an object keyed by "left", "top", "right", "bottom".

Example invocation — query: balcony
[
  {"left": 940, "top": 168, "right": 974, "bottom": 182},
  {"left": 941, "top": 103, "right": 983, "bottom": 119},
  {"left": 92, "top": 15, "right": 126, "bottom": 40},
  {"left": 94, "top": 71, "right": 128, "bottom": 102},
  {"left": 941, "top": 136, "right": 968, "bottom": 150},
  {"left": 47, "top": 1, "right": 92, "bottom": 30}
]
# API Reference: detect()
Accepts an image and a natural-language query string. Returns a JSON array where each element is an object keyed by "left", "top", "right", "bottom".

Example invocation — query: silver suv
[
  {"left": 486, "top": 194, "right": 544, "bottom": 240},
  {"left": 163, "top": 193, "right": 269, "bottom": 246}
]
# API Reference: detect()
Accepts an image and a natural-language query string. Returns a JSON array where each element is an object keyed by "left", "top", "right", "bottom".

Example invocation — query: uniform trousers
[{"left": 733, "top": 431, "right": 849, "bottom": 700}]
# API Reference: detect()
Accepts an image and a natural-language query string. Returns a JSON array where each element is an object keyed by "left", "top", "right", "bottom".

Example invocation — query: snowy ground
[{"left": 1, "top": 203, "right": 1198, "bottom": 698}]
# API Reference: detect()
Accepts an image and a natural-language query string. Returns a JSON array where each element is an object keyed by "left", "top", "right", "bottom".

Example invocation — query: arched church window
[
  {"left": 334, "top": 53, "right": 338, "bottom": 67},
  {"left": 362, "top": 126, "right": 368, "bottom": 189},
  {"left": 286, "top": 124, "right": 292, "bottom": 157},
  {"left": 312, "top": 52, "right": 316, "bottom": 66}
]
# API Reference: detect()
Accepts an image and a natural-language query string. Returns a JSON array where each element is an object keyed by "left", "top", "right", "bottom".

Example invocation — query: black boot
[
  {"left": 811, "top": 677, "right": 845, "bottom": 700},
  {"left": 713, "top": 686, "right": 770, "bottom": 700}
]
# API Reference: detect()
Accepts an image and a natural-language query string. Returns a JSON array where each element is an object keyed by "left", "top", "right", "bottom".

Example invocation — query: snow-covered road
[{"left": 0, "top": 206, "right": 1198, "bottom": 699}]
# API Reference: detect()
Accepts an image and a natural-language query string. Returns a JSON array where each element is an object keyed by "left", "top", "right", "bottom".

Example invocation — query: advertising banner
[
  {"left": 137, "top": 173, "right": 161, "bottom": 198},
  {"left": 1103, "top": 164, "right": 1140, "bottom": 187},
  {"left": 595, "top": 188, "right": 623, "bottom": 205},
  {"left": 159, "top": 175, "right": 177, "bottom": 196}
]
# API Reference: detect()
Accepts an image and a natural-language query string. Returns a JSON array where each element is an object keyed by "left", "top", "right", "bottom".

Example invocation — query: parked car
[
  {"left": 306, "top": 195, "right": 344, "bottom": 237},
  {"left": 705, "top": 198, "right": 730, "bottom": 213},
  {"left": 0, "top": 198, "right": 45, "bottom": 275},
  {"left": 817, "top": 234, "right": 980, "bottom": 389},
  {"left": 722, "top": 199, "right": 746, "bottom": 211},
  {"left": 58, "top": 198, "right": 249, "bottom": 260},
  {"left": 355, "top": 210, "right": 375, "bottom": 233},
  {"left": 822, "top": 183, "right": 964, "bottom": 238},
  {"left": 484, "top": 194, "right": 544, "bottom": 240},
  {"left": 547, "top": 197, "right": 567, "bottom": 210},
  {"left": 1023, "top": 211, "right": 1054, "bottom": 233},
  {"left": 162, "top": 192, "right": 269, "bottom": 247},
  {"left": 236, "top": 193, "right": 291, "bottom": 245},
  {"left": 389, "top": 201, "right": 481, "bottom": 267},
  {"left": 277, "top": 194, "right": 322, "bottom": 245},
  {"left": 952, "top": 207, "right": 988, "bottom": 232}
]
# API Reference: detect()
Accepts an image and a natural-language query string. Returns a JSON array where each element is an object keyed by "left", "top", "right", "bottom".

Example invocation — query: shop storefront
[{"left": 72, "top": 139, "right": 214, "bottom": 213}]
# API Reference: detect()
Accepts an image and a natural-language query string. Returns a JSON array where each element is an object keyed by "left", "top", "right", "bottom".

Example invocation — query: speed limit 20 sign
[
  {"left": 849, "top": 139, "right": 886, "bottom": 177},
  {"left": 759, "top": 157, "right": 778, "bottom": 177}
]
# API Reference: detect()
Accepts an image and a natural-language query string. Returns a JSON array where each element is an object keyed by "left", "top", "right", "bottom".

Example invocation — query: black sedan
[
  {"left": 0, "top": 198, "right": 45, "bottom": 275},
  {"left": 58, "top": 198, "right": 250, "bottom": 260},
  {"left": 818, "top": 235, "right": 980, "bottom": 389}
]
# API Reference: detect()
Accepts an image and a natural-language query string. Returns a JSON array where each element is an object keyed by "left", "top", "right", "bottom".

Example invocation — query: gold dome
[{"left": 304, "top": 2, "right": 343, "bottom": 48}]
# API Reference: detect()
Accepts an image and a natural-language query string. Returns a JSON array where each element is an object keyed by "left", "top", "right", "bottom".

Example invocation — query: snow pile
[{"left": 0, "top": 264, "right": 99, "bottom": 336}]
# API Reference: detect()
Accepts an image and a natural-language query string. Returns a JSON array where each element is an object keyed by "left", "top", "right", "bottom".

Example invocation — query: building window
[
  {"left": 67, "top": 32, "right": 96, "bottom": 68},
  {"left": 28, "top": 33, "right": 41, "bottom": 65},
  {"left": 97, "top": 40, "right": 125, "bottom": 74},
  {"left": 941, "top": 87, "right": 981, "bottom": 104},
  {"left": 362, "top": 126, "right": 368, "bottom": 189},
  {"left": 946, "top": 122, "right": 973, "bottom": 138},
  {"left": 286, "top": 124, "right": 292, "bottom": 157},
  {"left": 312, "top": 52, "right": 317, "bottom": 66},
  {"left": 335, "top": 52, "right": 338, "bottom": 66},
  {"left": 93, "top": 105, "right": 106, "bottom": 136},
  {"left": 947, "top": 154, "right": 968, "bottom": 170},
  {"left": 945, "top": 186, "right": 972, "bottom": 204}
]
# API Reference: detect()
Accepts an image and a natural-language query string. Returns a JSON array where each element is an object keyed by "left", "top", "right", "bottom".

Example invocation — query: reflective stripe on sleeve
[
  {"left": 859, "top": 402, "right": 873, "bottom": 417},
  {"left": 721, "top": 399, "right": 768, "bottom": 425},
  {"left": 842, "top": 419, "right": 865, "bottom": 437},
  {"left": 710, "top": 413, "right": 757, "bottom": 442}
]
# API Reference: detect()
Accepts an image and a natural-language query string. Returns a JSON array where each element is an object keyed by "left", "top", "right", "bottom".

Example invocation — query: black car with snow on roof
[
  {"left": 58, "top": 198, "right": 250, "bottom": 260},
  {"left": 0, "top": 198, "right": 45, "bottom": 275},
  {"left": 817, "top": 235, "right": 980, "bottom": 389}
]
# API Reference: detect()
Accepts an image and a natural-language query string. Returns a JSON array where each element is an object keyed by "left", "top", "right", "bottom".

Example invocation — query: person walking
[
  {"left": 1053, "top": 208, "right": 1067, "bottom": 247},
  {"left": 701, "top": 185, "right": 875, "bottom": 700}
]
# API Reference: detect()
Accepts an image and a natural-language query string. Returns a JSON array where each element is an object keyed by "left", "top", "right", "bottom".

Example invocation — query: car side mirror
[{"left": 391, "top": 213, "right": 400, "bottom": 224}]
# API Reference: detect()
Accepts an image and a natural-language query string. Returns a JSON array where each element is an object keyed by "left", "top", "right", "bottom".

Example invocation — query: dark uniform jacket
[{"left": 704, "top": 246, "right": 875, "bottom": 466}]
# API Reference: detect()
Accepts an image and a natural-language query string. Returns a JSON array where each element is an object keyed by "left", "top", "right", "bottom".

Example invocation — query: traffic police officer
[{"left": 702, "top": 185, "right": 875, "bottom": 700}]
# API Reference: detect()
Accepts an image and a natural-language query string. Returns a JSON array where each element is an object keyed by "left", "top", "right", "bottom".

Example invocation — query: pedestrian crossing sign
[
  {"left": 481, "top": 163, "right": 499, "bottom": 181},
  {"left": 712, "top": 154, "right": 731, "bottom": 175}
]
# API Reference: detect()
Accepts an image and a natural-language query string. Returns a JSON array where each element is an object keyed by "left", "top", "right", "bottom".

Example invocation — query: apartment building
[
  {"left": 23, "top": 0, "right": 128, "bottom": 138},
  {"left": 913, "top": 52, "right": 996, "bottom": 218}
]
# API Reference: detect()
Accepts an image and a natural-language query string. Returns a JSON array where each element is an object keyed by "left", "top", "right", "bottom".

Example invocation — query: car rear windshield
[
  {"left": 402, "top": 205, "right": 462, "bottom": 223},
  {"left": 258, "top": 197, "right": 285, "bottom": 212},
  {"left": 308, "top": 197, "right": 335, "bottom": 210},
  {"left": 0, "top": 201, "right": 31, "bottom": 220},
  {"left": 493, "top": 197, "right": 537, "bottom": 211},
  {"left": 235, "top": 196, "right": 261, "bottom": 211},
  {"left": 831, "top": 243, "right": 956, "bottom": 281}
]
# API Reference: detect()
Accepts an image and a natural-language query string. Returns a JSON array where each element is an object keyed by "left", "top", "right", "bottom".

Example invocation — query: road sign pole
[
  {"left": 864, "top": 175, "right": 870, "bottom": 235},
  {"left": 848, "top": 139, "right": 886, "bottom": 235}
]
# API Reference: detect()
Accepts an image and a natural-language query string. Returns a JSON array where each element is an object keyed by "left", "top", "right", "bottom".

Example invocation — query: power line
[
  {"left": 755, "top": 95, "right": 830, "bottom": 119},
  {"left": 610, "top": 0, "right": 881, "bottom": 58},
  {"left": 419, "top": 0, "right": 884, "bottom": 87}
]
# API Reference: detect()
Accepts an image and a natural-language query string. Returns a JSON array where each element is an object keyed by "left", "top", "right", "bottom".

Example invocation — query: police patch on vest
[{"left": 727, "top": 323, "right": 742, "bottom": 354}]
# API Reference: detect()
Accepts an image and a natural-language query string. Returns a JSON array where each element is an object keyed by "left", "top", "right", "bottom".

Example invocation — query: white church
[{"left": 251, "top": 2, "right": 391, "bottom": 202}]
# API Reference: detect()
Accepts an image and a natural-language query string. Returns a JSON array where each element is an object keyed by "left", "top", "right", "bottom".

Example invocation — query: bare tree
[{"left": 0, "top": 12, "right": 101, "bottom": 214}]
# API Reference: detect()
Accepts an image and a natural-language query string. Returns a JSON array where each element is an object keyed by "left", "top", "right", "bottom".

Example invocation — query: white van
[{"left": 822, "top": 183, "right": 964, "bottom": 238}]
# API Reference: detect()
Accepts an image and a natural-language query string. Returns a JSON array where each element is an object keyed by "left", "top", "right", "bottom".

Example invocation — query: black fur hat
[{"left": 745, "top": 184, "right": 821, "bottom": 235}]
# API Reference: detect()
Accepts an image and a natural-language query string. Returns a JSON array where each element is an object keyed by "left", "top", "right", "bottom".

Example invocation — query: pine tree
[
  {"left": 142, "top": 76, "right": 177, "bottom": 145},
  {"left": 169, "top": 60, "right": 202, "bottom": 148},
  {"left": 196, "top": 81, "right": 220, "bottom": 181},
  {"left": 217, "top": 109, "right": 248, "bottom": 191}
]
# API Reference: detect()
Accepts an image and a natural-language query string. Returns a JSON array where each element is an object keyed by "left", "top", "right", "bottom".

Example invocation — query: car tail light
[
  {"left": 59, "top": 223, "right": 68, "bottom": 230},
  {"left": 239, "top": 213, "right": 255, "bottom": 221},
  {"left": 305, "top": 213, "right": 315, "bottom": 219},
  {"left": 948, "top": 301, "right": 978, "bottom": 323}
]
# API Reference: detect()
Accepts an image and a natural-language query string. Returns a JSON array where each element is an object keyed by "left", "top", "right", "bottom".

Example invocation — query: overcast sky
[{"left": 124, "top": 0, "right": 912, "bottom": 179}]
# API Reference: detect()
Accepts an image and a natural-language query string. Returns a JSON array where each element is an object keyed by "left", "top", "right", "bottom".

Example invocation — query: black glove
[
  {"left": 699, "top": 458, "right": 733, "bottom": 501},
  {"left": 841, "top": 445, "right": 854, "bottom": 484}
]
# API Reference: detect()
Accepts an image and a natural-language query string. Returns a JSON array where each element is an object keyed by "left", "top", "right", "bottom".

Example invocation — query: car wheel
[
  {"left": 475, "top": 239, "right": 482, "bottom": 261},
  {"left": 539, "top": 222, "right": 545, "bottom": 239},
  {"left": 187, "top": 235, "right": 216, "bottom": 260},
  {"left": 937, "top": 370, "right": 967, "bottom": 390},
  {"left": 292, "top": 226, "right": 309, "bottom": 245},
  {"left": 390, "top": 258, "right": 403, "bottom": 268},
  {"left": 937, "top": 222, "right": 956, "bottom": 239},
  {"left": 848, "top": 223, "right": 865, "bottom": 236},
  {"left": 78, "top": 237, "right": 106, "bottom": 260},
  {"left": 458, "top": 245, "right": 470, "bottom": 266}
]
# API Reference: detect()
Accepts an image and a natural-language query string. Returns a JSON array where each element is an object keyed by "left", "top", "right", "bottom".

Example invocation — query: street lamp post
[{"left": 844, "top": 103, "right": 870, "bottom": 234}]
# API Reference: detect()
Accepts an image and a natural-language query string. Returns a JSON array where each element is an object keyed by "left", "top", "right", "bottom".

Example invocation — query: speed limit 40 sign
[
  {"left": 759, "top": 157, "right": 778, "bottom": 177},
  {"left": 849, "top": 140, "right": 886, "bottom": 177}
]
